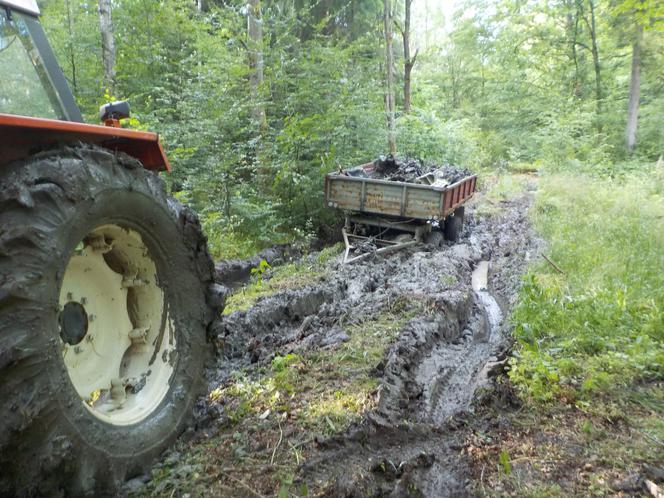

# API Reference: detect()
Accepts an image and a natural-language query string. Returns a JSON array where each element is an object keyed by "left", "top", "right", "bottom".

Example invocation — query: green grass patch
[
  {"left": 214, "top": 305, "right": 418, "bottom": 434},
  {"left": 509, "top": 167, "right": 664, "bottom": 403},
  {"left": 485, "top": 173, "right": 533, "bottom": 203},
  {"left": 473, "top": 172, "right": 534, "bottom": 218},
  {"left": 472, "top": 165, "right": 664, "bottom": 495},
  {"left": 223, "top": 244, "right": 343, "bottom": 314}
]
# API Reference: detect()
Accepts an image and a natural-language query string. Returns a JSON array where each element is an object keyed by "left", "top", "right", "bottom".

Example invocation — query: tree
[
  {"left": 97, "top": 0, "right": 116, "bottom": 96},
  {"left": 577, "top": 0, "right": 602, "bottom": 128},
  {"left": 401, "top": 0, "right": 418, "bottom": 114},
  {"left": 384, "top": 0, "right": 397, "bottom": 154},
  {"left": 625, "top": 24, "right": 642, "bottom": 152},
  {"left": 64, "top": 0, "right": 77, "bottom": 97},
  {"left": 248, "top": 0, "right": 267, "bottom": 131}
]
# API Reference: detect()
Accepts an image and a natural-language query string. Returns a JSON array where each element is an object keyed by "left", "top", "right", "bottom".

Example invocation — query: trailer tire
[
  {"left": 443, "top": 207, "right": 465, "bottom": 242},
  {"left": 0, "top": 145, "right": 219, "bottom": 497},
  {"left": 425, "top": 230, "right": 444, "bottom": 248}
]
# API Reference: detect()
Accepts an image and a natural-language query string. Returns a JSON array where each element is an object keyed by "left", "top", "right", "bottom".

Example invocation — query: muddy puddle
[{"left": 129, "top": 189, "right": 538, "bottom": 497}]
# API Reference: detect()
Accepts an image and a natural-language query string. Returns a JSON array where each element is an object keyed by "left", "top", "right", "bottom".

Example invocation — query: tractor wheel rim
[{"left": 58, "top": 224, "right": 175, "bottom": 426}]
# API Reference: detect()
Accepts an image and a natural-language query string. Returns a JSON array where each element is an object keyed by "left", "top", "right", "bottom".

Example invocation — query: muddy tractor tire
[
  {"left": 0, "top": 145, "right": 219, "bottom": 496},
  {"left": 443, "top": 206, "right": 465, "bottom": 242}
]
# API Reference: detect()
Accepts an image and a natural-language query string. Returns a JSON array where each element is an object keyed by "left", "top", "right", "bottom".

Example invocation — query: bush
[{"left": 397, "top": 113, "right": 489, "bottom": 169}]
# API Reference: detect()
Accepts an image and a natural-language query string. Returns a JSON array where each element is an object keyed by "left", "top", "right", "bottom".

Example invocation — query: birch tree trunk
[
  {"left": 625, "top": 24, "right": 643, "bottom": 153},
  {"left": 384, "top": 0, "right": 397, "bottom": 154},
  {"left": 247, "top": 0, "right": 267, "bottom": 131},
  {"left": 98, "top": 0, "right": 116, "bottom": 96}
]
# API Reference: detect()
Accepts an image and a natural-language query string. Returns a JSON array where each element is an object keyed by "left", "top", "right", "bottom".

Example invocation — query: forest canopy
[{"left": 40, "top": 0, "right": 664, "bottom": 257}]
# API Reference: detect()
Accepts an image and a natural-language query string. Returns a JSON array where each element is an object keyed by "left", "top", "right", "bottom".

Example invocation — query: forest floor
[{"left": 126, "top": 170, "right": 663, "bottom": 497}]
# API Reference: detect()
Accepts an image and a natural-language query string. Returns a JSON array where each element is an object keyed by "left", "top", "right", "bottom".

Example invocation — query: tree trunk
[
  {"left": 384, "top": 0, "right": 397, "bottom": 154},
  {"left": 568, "top": 4, "right": 581, "bottom": 98},
  {"left": 247, "top": 0, "right": 267, "bottom": 131},
  {"left": 582, "top": 0, "right": 602, "bottom": 127},
  {"left": 97, "top": 0, "right": 116, "bottom": 97},
  {"left": 197, "top": 0, "right": 209, "bottom": 13},
  {"left": 625, "top": 24, "right": 643, "bottom": 154},
  {"left": 402, "top": 0, "right": 417, "bottom": 114}
]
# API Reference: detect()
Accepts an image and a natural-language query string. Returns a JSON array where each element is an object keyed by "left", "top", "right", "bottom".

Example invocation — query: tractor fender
[{"left": 0, "top": 113, "right": 170, "bottom": 172}]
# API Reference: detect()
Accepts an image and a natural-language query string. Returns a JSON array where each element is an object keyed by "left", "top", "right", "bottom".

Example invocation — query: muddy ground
[{"left": 128, "top": 178, "right": 539, "bottom": 497}]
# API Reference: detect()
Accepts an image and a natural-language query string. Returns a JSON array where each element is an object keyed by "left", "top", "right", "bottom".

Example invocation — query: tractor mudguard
[{"left": 0, "top": 113, "right": 170, "bottom": 172}]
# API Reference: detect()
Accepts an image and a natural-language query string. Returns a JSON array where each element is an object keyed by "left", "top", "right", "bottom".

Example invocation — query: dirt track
[{"left": 129, "top": 181, "right": 539, "bottom": 497}]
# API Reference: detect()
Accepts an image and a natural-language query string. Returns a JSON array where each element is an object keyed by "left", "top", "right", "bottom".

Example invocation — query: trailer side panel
[{"left": 325, "top": 173, "right": 477, "bottom": 221}]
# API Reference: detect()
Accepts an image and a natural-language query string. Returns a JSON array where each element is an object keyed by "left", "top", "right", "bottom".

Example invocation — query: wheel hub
[
  {"left": 59, "top": 301, "right": 89, "bottom": 345},
  {"left": 58, "top": 224, "right": 175, "bottom": 426}
]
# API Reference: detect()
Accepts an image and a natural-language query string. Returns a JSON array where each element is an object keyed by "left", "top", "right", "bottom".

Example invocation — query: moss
[{"left": 223, "top": 243, "right": 343, "bottom": 314}]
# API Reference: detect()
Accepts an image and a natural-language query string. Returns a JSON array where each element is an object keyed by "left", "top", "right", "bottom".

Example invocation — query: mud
[
  {"left": 184, "top": 189, "right": 539, "bottom": 496},
  {"left": 343, "top": 155, "right": 473, "bottom": 185},
  {"left": 214, "top": 244, "right": 302, "bottom": 289}
]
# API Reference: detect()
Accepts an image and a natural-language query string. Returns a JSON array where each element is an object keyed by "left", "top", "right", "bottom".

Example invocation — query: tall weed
[{"left": 510, "top": 165, "right": 664, "bottom": 402}]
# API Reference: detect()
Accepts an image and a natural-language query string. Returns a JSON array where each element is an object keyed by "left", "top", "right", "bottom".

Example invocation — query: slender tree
[
  {"left": 247, "top": 0, "right": 267, "bottom": 131},
  {"left": 402, "top": 0, "right": 418, "bottom": 114},
  {"left": 566, "top": 1, "right": 581, "bottom": 97},
  {"left": 580, "top": 0, "right": 602, "bottom": 125},
  {"left": 384, "top": 0, "right": 396, "bottom": 154},
  {"left": 65, "top": 0, "right": 77, "bottom": 97},
  {"left": 98, "top": 0, "right": 116, "bottom": 96},
  {"left": 625, "top": 24, "right": 643, "bottom": 153}
]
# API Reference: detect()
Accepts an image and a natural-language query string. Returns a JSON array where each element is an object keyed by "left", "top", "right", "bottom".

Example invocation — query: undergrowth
[
  {"left": 476, "top": 164, "right": 664, "bottom": 496},
  {"left": 510, "top": 165, "right": 664, "bottom": 403}
]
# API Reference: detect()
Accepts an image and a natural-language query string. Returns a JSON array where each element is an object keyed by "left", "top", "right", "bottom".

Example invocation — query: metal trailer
[{"left": 324, "top": 163, "right": 478, "bottom": 263}]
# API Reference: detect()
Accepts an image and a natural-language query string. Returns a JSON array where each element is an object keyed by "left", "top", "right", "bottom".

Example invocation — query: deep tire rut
[
  {"left": 294, "top": 195, "right": 537, "bottom": 497},
  {"left": 189, "top": 192, "right": 538, "bottom": 497}
]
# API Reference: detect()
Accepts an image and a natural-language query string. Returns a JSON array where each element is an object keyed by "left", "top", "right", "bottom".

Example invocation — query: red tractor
[{"left": 0, "top": 1, "right": 220, "bottom": 495}]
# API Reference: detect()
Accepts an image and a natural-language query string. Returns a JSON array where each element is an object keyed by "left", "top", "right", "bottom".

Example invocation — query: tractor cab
[
  {"left": 0, "top": 0, "right": 82, "bottom": 121},
  {"left": 0, "top": 0, "right": 170, "bottom": 170}
]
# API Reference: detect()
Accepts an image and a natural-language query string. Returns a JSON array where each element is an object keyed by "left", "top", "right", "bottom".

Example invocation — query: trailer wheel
[
  {"left": 443, "top": 207, "right": 465, "bottom": 242},
  {"left": 425, "top": 230, "right": 444, "bottom": 248},
  {"left": 0, "top": 145, "right": 219, "bottom": 496}
]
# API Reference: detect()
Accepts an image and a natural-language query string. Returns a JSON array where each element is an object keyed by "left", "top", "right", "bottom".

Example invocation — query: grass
[
  {"left": 510, "top": 168, "right": 664, "bottom": 402},
  {"left": 134, "top": 300, "right": 424, "bottom": 497},
  {"left": 472, "top": 171, "right": 535, "bottom": 218},
  {"left": 470, "top": 163, "right": 664, "bottom": 495},
  {"left": 223, "top": 243, "right": 343, "bottom": 314}
]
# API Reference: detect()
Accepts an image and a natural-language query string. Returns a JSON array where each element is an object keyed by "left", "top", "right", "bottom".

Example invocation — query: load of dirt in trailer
[
  {"left": 342, "top": 154, "right": 473, "bottom": 187},
  {"left": 125, "top": 180, "right": 540, "bottom": 498}
]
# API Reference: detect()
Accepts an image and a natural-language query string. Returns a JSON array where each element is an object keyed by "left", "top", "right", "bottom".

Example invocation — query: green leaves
[{"left": 40, "top": 0, "right": 664, "bottom": 260}]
